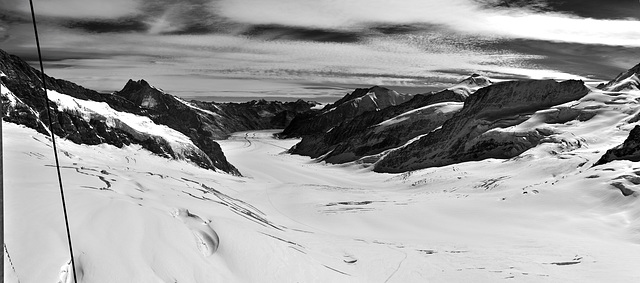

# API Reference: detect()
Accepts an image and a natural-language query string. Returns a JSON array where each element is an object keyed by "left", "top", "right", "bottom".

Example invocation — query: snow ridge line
[{"left": 4, "top": 243, "right": 21, "bottom": 283}]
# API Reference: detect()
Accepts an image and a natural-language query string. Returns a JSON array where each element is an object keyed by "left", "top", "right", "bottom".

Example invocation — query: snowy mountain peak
[
  {"left": 0, "top": 48, "right": 316, "bottom": 175},
  {"left": 115, "top": 79, "right": 169, "bottom": 110},
  {"left": 460, "top": 73, "right": 492, "bottom": 86},
  {"left": 323, "top": 85, "right": 412, "bottom": 114},
  {"left": 597, "top": 62, "right": 640, "bottom": 92},
  {"left": 448, "top": 73, "right": 493, "bottom": 97}
]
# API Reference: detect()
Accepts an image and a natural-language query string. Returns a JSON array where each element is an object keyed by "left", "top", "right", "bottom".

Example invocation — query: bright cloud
[
  {"left": 217, "top": 0, "right": 483, "bottom": 29},
  {"left": 2, "top": 0, "right": 638, "bottom": 101},
  {"left": 482, "top": 14, "right": 640, "bottom": 46},
  {"left": 28, "top": 28, "right": 552, "bottom": 98},
  {"left": 217, "top": 0, "right": 640, "bottom": 47}
]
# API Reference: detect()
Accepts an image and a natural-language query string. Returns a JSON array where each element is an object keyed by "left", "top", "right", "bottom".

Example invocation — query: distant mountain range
[
  {"left": 281, "top": 62, "right": 640, "bottom": 173},
  {"left": 2, "top": 48, "right": 640, "bottom": 176},
  {"left": 0, "top": 49, "right": 317, "bottom": 175}
]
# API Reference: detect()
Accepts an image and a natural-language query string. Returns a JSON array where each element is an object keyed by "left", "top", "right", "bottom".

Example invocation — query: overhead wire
[{"left": 28, "top": 1, "right": 79, "bottom": 282}]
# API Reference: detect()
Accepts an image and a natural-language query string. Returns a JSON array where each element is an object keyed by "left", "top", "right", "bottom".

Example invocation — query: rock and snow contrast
[
  {"left": 0, "top": 49, "right": 317, "bottom": 175},
  {"left": 597, "top": 62, "right": 640, "bottom": 92},
  {"left": 4, "top": 49, "right": 640, "bottom": 282}
]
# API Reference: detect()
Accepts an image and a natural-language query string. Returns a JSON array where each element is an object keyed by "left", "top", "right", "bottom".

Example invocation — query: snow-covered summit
[
  {"left": 448, "top": 73, "right": 493, "bottom": 97},
  {"left": 0, "top": 48, "right": 317, "bottom": 175},
  {"left": 597, "top": 62, "right": 640, "bottom": 92},
  {"left": 47, "top": 89, "right": 211, "bottom": 163},
  {"left": 323, "top": 85, "right": 413, "bottom": 115}
]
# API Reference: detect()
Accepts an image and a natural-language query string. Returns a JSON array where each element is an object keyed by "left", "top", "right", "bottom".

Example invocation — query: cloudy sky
[{"left": 1, "top": 0, "right": 639, "bottom": 102}]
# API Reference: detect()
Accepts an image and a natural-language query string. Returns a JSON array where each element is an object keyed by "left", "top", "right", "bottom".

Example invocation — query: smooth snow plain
[{"left": 4, "top": 98, "right": 640, "bottom": 282}]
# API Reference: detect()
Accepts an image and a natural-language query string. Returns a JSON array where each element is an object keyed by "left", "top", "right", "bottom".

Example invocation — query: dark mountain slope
[
  {"left": 375, "top": 79, "right": 590, "bottom": 173},
  {"left": 280, "top": 86, "right": 412, "bottom": 138},
  {"left": 288, "top": 89, "right": 467, "bottom": 162},
  {"left": 1, "top": 49, "right": 315, "bottom": 175}
]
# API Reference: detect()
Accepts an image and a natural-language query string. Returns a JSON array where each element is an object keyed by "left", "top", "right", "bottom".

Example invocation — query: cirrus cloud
[
  {"left": 216, "top": 0, "right": 640, "bottom": 47},
  {"left": 0, "top": 0, "right": 141, "bottom": 19}
]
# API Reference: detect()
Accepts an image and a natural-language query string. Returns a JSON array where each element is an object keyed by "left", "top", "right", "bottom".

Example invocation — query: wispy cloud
[
  {"left": 1, "top": 0, "right": 638, "bottom": 101},
  {"left": 217, "top": 0, "right": 640, "bottom": 47},
  {"left": 1, "top": 0, "right": 141, "bottom": 19}
]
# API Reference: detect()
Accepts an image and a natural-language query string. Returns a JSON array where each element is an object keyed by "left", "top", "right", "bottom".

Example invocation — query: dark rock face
[
  {"left": 0, "top": 50, "right": 230, "bottom": 173},
  {"left": 1, "top": 49, "right": 316, "bottom": 175},
  {"left": 280, "top": 86, "right": 413, "bottom": 138},
  {"left": 595, "top": 126, "right": 640, "bottom": 166},
  {"left": 111, "top": 79, "right": 242, "bottom": 174},
  {"left": 374, "top": 79, "right": 590, "bottom": 173},
  {"left": 288, "top": 89, "right": 467, "bottom": 163},
  {"left": 115, "top": 79, "right": 171, "bottom": 110},
  {"left": 597, "top": 62, "right": 640, "bottom": 92},
  {"left": 199, "top": 98, "right": 317, "bottom": 136}
]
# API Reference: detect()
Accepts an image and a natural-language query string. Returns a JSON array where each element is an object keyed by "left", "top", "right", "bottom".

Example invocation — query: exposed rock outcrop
[
  {"left": 282, "top": 74, "right": 490, "bottom": 165},
  {"left": 597, "top": 62, "right": 640, "bottom": 92},
  {"left": 280, "top": 86, "right": 413, "bottom": 138},
  {"left": 374, "top": 79, "right": 590, "bottom": 173},
  {"left": 288, "top": 89, "right": 467, "bottom": 162},
  {"left": 1, "top": 49, "right": 316, "bottom": 175},
  {"left": 595, "top": 125, "right": 640, "bottom": 165}
]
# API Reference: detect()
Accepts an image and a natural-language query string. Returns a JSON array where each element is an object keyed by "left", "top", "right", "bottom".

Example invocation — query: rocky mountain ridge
[
  {"left": 281, "top": 66, "right": 640, "bottom": 174},
  {"left": 374, "top": 79, "right": 590, "bottom": 172},
  {"left": 597, "top": 62, "right": 640, "bottom": 92},
  {"left": 0, "top": 49, "right": 316, "bottom": 175},
  {"left": 286, "top": 88, "right": 467, "bottom": 162},
  {"left": 280, "top": 85, "right": 413, "bottom": 138}
]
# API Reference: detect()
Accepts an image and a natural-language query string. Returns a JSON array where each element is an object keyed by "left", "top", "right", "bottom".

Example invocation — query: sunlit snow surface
[
  {"left": 46, "top": 89, "right": 207, "bottom": 161},
  {"left": 4, "top": 88, "right": 640, "bottom": 282}
]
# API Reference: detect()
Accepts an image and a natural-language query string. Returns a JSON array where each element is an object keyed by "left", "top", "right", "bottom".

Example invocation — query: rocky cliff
[
  {"left": 374, "top": 79, "right": 590, "bottom": 172},
  {"left": 596, "top": 125, "right": 640, "bottom": 165},
  {"left": 280, "top": 85, "right": 413, "bottom": 138},
  {"left": 597, "top": 62, "right": 640, "bottom": 92},
  {"left": 288, "top": 89, "right": 467, "bottom": 162},
  {"left": 1, "top": 49, "right": 316, "bottom": 175}
]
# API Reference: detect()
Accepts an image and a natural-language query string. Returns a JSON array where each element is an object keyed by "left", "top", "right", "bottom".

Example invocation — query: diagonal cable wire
[{"left": 28, "top": 1, "right": 79, "bottom": 282}]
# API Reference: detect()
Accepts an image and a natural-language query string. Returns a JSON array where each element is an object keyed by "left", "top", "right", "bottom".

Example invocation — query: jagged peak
[
  {"left": 597, "top": 62, "right": 640, "bottom": 92},
  {"left": 447, "top": 73, "right": 493, "bottom": 97},
  {"left": 457, "top": 73, "right": 492, "bottom": 87},
  {"left": 115, "top": 79, "right": 170, "bottom": 110},
  {"left": 323, "top": 85, "right": 404, "bottom": 113},
  {"left": 121, "top": 79, "right": 156, "bottom": 92},
  {"left": 369, "top": 85, "right": 389, "bottom": 91}
]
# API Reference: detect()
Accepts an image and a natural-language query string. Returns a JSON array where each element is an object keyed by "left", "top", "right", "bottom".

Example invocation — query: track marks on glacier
[
  {"left": 46, "top": 164, "right": 114, "bottom": 191},
  {"left": 320, "top": 200, "right": 410, "bottom": 214},
  {"left": 46, "top": 159, "right": 285, "bottom": 231}
]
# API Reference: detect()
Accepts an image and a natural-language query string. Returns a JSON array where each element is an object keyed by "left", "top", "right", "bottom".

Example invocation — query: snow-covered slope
[
  {"left": 286, "top": 87, "right": 467, "bottom": 160},
  {"left": 375, "top": 79, "right": 590, "bottom": 172},
  {"left": 281, "top": 86, "right": 415, "bottom": 138},
  {"left": 323, "top": 86, "right": 413, "bottom": 115},
  {"left": 598, "top": 62, "right": 640, "bottom": 92},
  {"left": 4, "top": 123, "right": 640, "bottom": 282},
  {"left": 46, "top": 89, "right": 210, "bottom": 163},
  {"left": 374, "top": 102, "right": 463, "bottom": 130},
  {"left": 447, "top": 73, "right": 493, "bottom": 97},
  {"left": 1, "top": 48, "right": 319, "bottom": 175}
]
